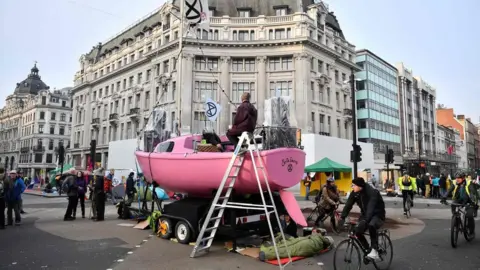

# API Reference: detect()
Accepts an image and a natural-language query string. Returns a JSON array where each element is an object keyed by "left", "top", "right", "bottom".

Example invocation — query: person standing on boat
[{"left": 226, "top": 92, "right": 257, "bottom": 147}]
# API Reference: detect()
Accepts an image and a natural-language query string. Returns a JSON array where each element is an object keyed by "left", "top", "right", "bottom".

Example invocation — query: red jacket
[{"left": 227, "top": 101, "right": 257, "bottom": 136}]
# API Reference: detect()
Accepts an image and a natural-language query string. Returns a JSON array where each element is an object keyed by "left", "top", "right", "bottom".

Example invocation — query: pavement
[{"left": 4, "top": 193, "right": 480, "bottom": 270}]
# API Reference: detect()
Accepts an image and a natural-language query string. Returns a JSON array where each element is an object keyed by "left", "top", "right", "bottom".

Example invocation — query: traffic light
[
  {"left": 387, "top": 149, "right": 394, "bottom": 164},
  {"left": 385, "top": 148, "right": 394, "bottom": 164},
  {"left": 350, "top": 144, "right": 362, "bottom": 162}
]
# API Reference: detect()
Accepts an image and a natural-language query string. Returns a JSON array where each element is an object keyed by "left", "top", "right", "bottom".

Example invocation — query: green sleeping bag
[{"left": 260, "top": 233, "right": 332, "bottom": 261}]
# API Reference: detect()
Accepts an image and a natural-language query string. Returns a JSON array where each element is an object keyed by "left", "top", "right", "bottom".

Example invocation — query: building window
[
  {"left": 239, "top": 10, "right": 250, "bottom": 17},
  {"left": 358, "top": 119, "right": 367, "bottom": 129},
  {"left": 48, "top": 139, "right": 54, "bottom": 150},
  {"left": 275, "top": 8, "right": 287, "bottom": 16},
  {"left": 337, "top": 119, "right": 341, "bottom": 137},
  {"left": 40, "top": 111, "right": 45, "bottom": 120},
  {"left": 59, "top": 126, "right": 65, "bottom": 135},
  {"left": 195, "top": 57, "right": 218, "bottom": 71},
  {"left": 232, "top": 82, "right": 255, "bottom": 102},
  {"left": 163, "top": 60, "right": 169, "bottom": 73},
  {"left": 232, "top": 58, "right": 256, "bottom": 72},
  {"left": 269, "top": 81, "right": 293, "bottom": 97},
  {"left": 194, "top": 81, "right": 218, "bottom": 102},
  {"left": 233, "top": 30, "right": 254, "bottom": 41},
  {"left": 146, "top": 69, "right": 151, "bottom": 81},
  {"left": 51, "top": 112, "right": 56, "bottom": 120},
  {"left": 336, "top": 92, "right": 340, "bottom": 108},
  {"left": 41, "top": 96, "right": 46, "bottom": 105},
  {"left": 129, "top": 76, "right": 134, "bottom": 87},
  {"left": 126, "top": 122, "right": 132, "bottom": 139},
  {"left": 193, "top": 112, "right": 206, "bottom": 134},
  {"left": 145, "top": 91, "right": 150, "bottom": 107},
  {"left": 268, "top": 56, "right": 293, "bottom": 71},
  {"left": 39, "top": 125, "right": 44, "bottom": 134},
  {"left": 35, "top": 154, "right": 43, "bottom": 163},
  {"left": 60, "top": 113, "right": 66, "bottom": 121},
  {"left": 50, "top": 126, "right": 55, "bottom": 134},
  {"left": 137, "top": 72, "right": 143, "bottom": 84}
]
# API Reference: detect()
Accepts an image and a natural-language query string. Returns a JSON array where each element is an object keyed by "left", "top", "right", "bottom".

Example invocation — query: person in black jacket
[
  {"left": 439, "top": 173, "right": 447, "bottom": 200},
  {"left": 339, "top": 177, "right": 386, "bottom": 261},
  {"left": 93, "top": 168, "right": 105, "bottom": 221},
  {"left": 125, "top": 172, "right": 136, "bottom": 205}
]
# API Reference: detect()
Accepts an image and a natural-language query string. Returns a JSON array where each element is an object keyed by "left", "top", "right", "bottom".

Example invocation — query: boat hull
[{"left": 135, "top": 148, "right": 305, "bottom": 197}]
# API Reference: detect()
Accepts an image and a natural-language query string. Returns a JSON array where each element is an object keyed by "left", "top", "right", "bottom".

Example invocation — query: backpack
[
  {"left": 402, "top": 176, "right": 412, "bottom": 187},
  {"left": 314, "top": 185, "right": 328, "bottom": 203}
]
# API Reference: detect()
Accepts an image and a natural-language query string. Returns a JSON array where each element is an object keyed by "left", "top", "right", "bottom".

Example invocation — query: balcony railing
[
  {"left": 128, "top": 107, "right": 140, "bottom": 118},
  {"left": 20, "top": 147, "right": 30, "bottom": 153},
  {"left": 109, "top": 113, "right": 119, "bottom": 121},
  {"left": 74, "top": 143, "right": 80, "bottom": 149},
  {"left": 163, "top": 23, "right": 170, "bottom": 31},
  {"left": 32, "top": 145, "right": 45, "bottom": 152},
  {"left": 92, "top": 118, "right": 100, "bottom": 124}
]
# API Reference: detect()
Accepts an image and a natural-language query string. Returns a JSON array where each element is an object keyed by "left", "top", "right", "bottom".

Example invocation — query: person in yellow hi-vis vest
[
  {"left": 398, "top": 171, "right": 417, "bottom": 215},
  {"left": 443, "top": 172, "right": 478, "bottom": 235}
]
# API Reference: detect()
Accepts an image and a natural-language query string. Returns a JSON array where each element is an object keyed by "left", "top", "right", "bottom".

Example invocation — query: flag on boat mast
[
  {"left": 204, "top": 97, "right": 221, "bottom": 122},
  {"left": 183, "top": 0, "right": 210, "bottom": 28}
]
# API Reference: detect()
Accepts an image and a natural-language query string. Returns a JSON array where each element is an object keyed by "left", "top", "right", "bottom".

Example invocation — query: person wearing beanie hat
[{"left": 338, "top": 177, "right": 386, "bottom": 261}]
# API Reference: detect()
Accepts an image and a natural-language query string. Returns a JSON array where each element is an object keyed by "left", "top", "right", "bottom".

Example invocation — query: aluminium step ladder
[{"left": 190, "top": 132, "right": 292, "bottom": 269}]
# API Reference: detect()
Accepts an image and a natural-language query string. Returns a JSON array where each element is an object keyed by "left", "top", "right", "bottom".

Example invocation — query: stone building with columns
[
  {"left": 69, "top": 0, "right": 357, "bottom": 169},
  {"left": 0, "top": 64, "right": 72, "bottom": 178},
  {"left": 397, "top": 62, "right": 438, "bottom": 174}
]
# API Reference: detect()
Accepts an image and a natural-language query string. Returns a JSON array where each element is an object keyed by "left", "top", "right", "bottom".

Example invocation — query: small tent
[
  {"left": 304, "top": 157, "right": 352, "bottom": 173},
  {"left": 302, "top": 158, "right": 352, "bottom": 196}
]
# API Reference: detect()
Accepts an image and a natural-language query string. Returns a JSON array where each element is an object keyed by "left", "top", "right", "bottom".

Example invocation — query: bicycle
[
  {"left": 405, "top": 194, "right": 412, "bottom": 218},
  {"left": 450, "top": 202, "right": 475, "bottom": 248},
  {"left": 333, "top": 220, "right": 393, "bottom": 270},
  {"left": 306, "top": 202, "right": 342, "bottom": 234}
]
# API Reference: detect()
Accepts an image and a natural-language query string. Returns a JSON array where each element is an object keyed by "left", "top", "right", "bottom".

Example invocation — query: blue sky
[{"left": 1, "top": 0, "right": 478, "bottom": 122}]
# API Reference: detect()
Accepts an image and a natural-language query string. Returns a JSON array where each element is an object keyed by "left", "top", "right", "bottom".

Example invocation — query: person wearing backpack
[
  {"left": 397, "top": 171, "right": 417, "bottom": 216},
  {"left": 62, "top": 169, "right": 79, "bottom": 221}
]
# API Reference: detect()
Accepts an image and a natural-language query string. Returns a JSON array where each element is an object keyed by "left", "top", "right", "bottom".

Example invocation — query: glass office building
[{"left": 355, "top": 49, "right": 401, "bottom": 156}]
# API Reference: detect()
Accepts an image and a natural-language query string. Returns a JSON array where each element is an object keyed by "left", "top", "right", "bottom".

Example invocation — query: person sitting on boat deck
[{"left": 226, "top": 92, "right": 258, "bottom": 147}]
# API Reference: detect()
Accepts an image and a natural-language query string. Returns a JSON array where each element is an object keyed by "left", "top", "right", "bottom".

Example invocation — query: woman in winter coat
[{"left": 74, "top": 171, "right": 87, "bottom": 218}]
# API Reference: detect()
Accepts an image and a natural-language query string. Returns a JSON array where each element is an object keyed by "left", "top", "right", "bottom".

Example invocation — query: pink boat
[{"left": 135, "top": 134, "right": 306, "bottom": 198}]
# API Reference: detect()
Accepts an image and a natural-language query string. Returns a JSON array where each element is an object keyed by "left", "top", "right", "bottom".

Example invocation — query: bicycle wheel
[
  {"left": 333, "top": 239, "right": 362, "bottom": 270},
  {"left": 451, "top": 215, "right": 459, "bottom": 248},
  {"left": 373, "top": 232, "right": 393, "bottom": 270},
  {"left": 306, "top": 209, "right": 318, "bottom": 224},
  {"left": 330, "top": 212, "right": 342, "bottom": 234},
  {"left": 405, "top": 198, "right": 411, "bottom": 218},
  {"left": 463, "top": 215, "right": 475, "bottom": 242}
]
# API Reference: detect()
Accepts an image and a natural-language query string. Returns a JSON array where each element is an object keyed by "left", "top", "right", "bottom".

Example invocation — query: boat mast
[{"left": 176, "top": 0, "right": 185, "bottom": 135}]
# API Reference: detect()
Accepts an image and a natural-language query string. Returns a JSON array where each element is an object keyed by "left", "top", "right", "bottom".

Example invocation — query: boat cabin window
[{"left": 156, "top": 141, "right": 174, "bottom": 153}]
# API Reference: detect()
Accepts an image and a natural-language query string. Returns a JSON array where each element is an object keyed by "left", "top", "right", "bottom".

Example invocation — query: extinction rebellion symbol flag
[{"left": 184, "top": 0, "right": 210, "bottom": 27}]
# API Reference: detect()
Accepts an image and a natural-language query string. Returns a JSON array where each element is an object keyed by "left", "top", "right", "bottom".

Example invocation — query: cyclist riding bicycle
[
  {"left": 398, "top": 171, "right": 416, "bottom": 215},
  {"left": 442, "top": 172, "right": 478, "bottom": 235},
  {"left": 338, "top": 177, "right": 386, "bottom": 261},
  {"left": 314, "top": 177, "right": 340, "bottom": 226}
]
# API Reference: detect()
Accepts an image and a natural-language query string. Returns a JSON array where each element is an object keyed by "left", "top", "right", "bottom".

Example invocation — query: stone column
[
  {"left": 294, "top": 53, "right": 311, "bottom": 131},
  {"left": 256, "top": 56, "right": 267, "bottom": 125},
  {"left": 84, "top": 92, "right": 92, "bottom": 147},
  {"left": 180, "top": 53, "right": 194, "bottom": 134},
  {"left": 219, "top": 56, "right": 231, "bottom": 133}
]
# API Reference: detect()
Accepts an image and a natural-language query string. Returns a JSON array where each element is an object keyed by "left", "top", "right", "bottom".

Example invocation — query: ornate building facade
[
  {"left": 397, "top": 63, "right": 438, "bottom": 174},
  {"left": 0, "top": 64, "right": 72, "bottom": 178},
  {"left": 69, "top": 0, "right": 358, "bottom": 169}
]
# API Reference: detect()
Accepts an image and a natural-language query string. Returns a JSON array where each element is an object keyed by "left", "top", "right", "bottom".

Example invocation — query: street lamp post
[{"left": 350, "top": 67, "right": 359, "bottom": 179}]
